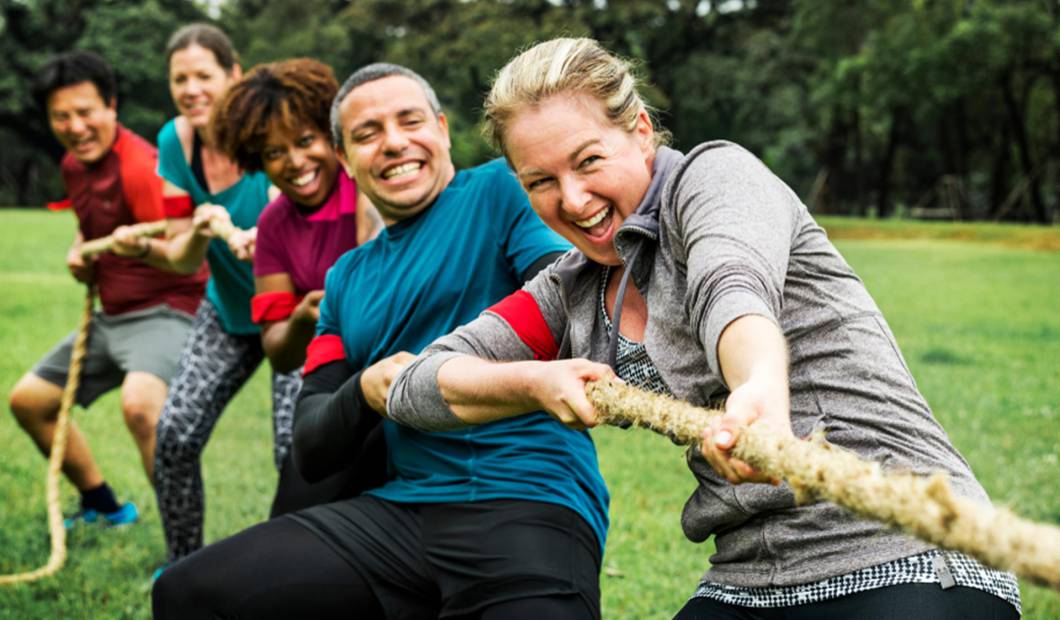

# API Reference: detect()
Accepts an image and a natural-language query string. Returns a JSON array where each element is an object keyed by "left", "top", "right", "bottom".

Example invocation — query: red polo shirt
[{"left": 62, "top": 125, "right": 207, "bottom": 316}]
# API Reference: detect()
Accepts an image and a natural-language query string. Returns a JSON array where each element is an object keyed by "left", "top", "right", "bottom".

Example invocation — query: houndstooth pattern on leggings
[{"left": 153, "top": 300, "right": 301, "bottom": 563}]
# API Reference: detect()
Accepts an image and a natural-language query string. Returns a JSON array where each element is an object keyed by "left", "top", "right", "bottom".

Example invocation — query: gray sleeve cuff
[
  {"left": 703, "top": 290, "right": 778, "bottom": 382},
  {"left": 387, "top": 350, "right": 468, "bottom": 432}
]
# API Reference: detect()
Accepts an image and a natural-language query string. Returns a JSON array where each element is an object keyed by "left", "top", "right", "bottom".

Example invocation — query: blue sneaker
[{"left": 63, "top": 501, "right": 139, "bottom": 529}]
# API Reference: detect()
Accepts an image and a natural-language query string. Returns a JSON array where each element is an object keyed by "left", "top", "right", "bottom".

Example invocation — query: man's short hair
[
  {"left": 330, "top": 63, "right": 443, "bottom": 152},
  {"left": 32, "top": 51, "right": 117, "bottom": 112}
]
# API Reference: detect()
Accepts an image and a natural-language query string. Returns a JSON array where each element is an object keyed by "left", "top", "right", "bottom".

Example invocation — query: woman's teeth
[
  {"left": 291, "top": 170, "right": 317, "bottom": 187},
  {"left": 574, "top": 207, "right": 610, "bottom": 229},
  {"left": 383, "top": 162, "right": 421, "bottom": 179}
]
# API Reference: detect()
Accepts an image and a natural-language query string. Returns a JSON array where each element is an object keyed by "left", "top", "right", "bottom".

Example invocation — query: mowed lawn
[{"left": 0, "top": 209, "right": 1056, "bottom": 619}]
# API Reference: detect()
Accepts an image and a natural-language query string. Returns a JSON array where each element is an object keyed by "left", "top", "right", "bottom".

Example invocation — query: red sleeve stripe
[
  {"left": 251, "top": 291, "right": 304, "bottom": 324},
  {"left": 163, "top": 194, "right": 194, "bottom": 218},
  {"left": 304, "top": 334, "right": 346, "bottom": 376},
  {"left": 486, "top": 290, "right": 558, "bottom": 361},
  {"left": 46, "top": 198, "right": 72, "bottom": 211}
]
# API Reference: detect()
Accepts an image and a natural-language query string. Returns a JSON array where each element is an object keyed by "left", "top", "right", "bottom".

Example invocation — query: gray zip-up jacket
[{"left": 388, "top": 141, "right": 990, "bottom": 587}]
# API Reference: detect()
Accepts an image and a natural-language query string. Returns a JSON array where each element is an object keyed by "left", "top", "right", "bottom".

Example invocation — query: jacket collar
[{"left": 618, "top": 145, "right": 684, "bottom": 240}]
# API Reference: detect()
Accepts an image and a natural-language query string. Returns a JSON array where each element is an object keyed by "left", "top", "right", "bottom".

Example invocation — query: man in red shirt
[{"left": 8, "top": 52, "right": 207, "bottom": 527}]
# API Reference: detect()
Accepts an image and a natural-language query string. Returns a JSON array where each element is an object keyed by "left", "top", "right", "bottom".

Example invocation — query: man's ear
[
  {"left": 336, "top": 145, "right": 355, "bottom": 177},
  {"left": 436, "top": 112, "right": 451, "bottom": 150}
]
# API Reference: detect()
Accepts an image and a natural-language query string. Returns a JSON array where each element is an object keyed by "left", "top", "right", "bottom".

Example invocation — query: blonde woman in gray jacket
[{"left": 388, "top": 38, "right": 1019, "bottom": 619}]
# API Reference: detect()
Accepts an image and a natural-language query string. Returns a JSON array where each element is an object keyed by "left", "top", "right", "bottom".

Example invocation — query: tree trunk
[
  {"left": 877, "top": 108, "right": 904, "bottom": 219},
  {"left": 989, "top": 124, "right": 1011, "bottom": 220},
  {"left": 1000, "top": 71, "right": 1048, "bottom": 223}
]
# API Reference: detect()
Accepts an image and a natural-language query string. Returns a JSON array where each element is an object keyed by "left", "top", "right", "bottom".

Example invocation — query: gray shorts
[{"left": 32, "top": 304, "right": 193, "bottom": 408}]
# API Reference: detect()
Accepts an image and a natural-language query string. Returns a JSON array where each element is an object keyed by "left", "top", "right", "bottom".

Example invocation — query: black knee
[{"left": 152, "top": 555, "right": 218, "bottom": 620}]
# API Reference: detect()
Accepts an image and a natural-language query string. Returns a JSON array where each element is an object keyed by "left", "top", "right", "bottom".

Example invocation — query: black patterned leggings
[{"left": 153, "top": 299, "right": 301, "bottom": 563}]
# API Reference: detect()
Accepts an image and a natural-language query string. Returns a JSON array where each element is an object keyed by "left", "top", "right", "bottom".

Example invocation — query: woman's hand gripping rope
[{"left": 584, "top": 378, "right": 1060, "bottom": 591}]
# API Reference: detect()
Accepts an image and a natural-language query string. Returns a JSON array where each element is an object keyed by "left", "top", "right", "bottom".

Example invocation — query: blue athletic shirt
[
  {"left": 317, "top": 158, "right": 610, "bottom": 550},
  {"left": 157, "top": 119, "right": 271, "bottom": 335}
]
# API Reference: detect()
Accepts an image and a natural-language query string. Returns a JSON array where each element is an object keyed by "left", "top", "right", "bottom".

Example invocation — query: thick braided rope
[
  {"left": 0, "top": 287, "right": 95, "bottom": 585},
  {"left": 78, "top": 217, "right": 239, "bottom": 260},
  {"left": 79, "top": 221, "right": 166, "bottom": 258},
  {"left": 586, "top": 379, "right": 1060, "bottom": 590}
]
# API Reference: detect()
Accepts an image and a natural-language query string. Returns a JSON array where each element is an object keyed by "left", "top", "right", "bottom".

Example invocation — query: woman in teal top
[{"left": 144, "top": 23, "right": 302, "bottom": 568}]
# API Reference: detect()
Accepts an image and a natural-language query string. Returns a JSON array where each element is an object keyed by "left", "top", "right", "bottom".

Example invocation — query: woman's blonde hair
[{"left": 483, "top": 37, "right": 670, "bottom": 156}]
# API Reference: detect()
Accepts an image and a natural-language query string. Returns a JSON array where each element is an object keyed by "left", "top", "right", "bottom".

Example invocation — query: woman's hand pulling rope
[{"left": 585, "top": 379, "right": 1060, "bottom": 590}]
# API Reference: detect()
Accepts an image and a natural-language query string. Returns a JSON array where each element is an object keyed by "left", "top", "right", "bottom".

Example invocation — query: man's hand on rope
[
  {"left": 361, "top": 351, "right": 417, "bottom": 415},
  {"left": 110, "top": 224, "right": 151, "bottom": 259},
  {"left": 65, "top": 245, "right": 95, "bottom": 283},
  {"left": 227, "top": 226, "right": 257, "bottom": 261},
  {"left": 702, "top": 376, "right": 790, "bottom": 486},
  {"left": 528, "top": 359, "right": 617, "bottom": 431},
  {"left": 191, "top": 204, "right": 232, "bottom": 239}
]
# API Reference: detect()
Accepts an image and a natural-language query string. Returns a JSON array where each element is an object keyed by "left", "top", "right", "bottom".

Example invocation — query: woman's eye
[
  {"left": 580, "top": 155, "right": 601, "bottom": 168},
  {"left": 527, "top": 178, "right": 551, "bottom": 191},
  {"left": 298, "top": 135, "right": 315, "bottom": 147},
  {"left": 263, "top": 149, "right": 283, "bottom": 161}
]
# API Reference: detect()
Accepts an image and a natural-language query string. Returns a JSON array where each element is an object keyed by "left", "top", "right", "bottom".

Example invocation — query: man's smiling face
[{"left": 336, "top": 75, "right": 455, "bottom": 224}]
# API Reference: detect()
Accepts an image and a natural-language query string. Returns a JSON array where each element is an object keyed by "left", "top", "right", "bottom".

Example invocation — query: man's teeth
[
  {"left": 383, "top": 162, "right": 421, "bottom": 179},
  {"left": 291, "top": 170, "right": 316, "bottom": 187},
  {"left": 574, "top": 208, "right": 610, "bottom": 229}
]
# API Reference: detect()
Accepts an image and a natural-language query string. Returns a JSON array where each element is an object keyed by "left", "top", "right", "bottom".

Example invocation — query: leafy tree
[{"left": 0, "top": 0, "right": 206, "bottom": 205}]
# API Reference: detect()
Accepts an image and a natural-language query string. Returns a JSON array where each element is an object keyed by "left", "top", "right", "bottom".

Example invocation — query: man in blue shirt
[{"left": 153, "top": 64, "right": 609, "bottom": 620}]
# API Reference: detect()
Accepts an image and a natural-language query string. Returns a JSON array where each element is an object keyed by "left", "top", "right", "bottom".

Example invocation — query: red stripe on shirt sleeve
[
  {"left": 486, "top": 290, "right": 558, "bottom": 361},
  {"left": 46, "top": 198, "right": 72, "bottom": 211},
  {"left": 251, "top": 291, "right": 304, "bottom": 324},
  {"left": 163, "top": 194, "right": 194, "bottom": 218},
  {"left": 114, "top": 128, "right": 166, "bottom": 223},
  {"left": 304, "top": 334, "right": 346, "bottom": 376}
]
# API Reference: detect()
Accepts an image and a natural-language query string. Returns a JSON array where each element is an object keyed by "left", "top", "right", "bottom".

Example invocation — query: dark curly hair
[
  {"left": 32, "top": 51, "right": 116, "bottom": 112},
  {"left": 211, "top": 58, "right": 338, "bottom": 172}
]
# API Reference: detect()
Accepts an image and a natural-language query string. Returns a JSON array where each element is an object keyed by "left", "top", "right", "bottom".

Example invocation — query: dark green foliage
[
  {"left": 0, "top": 0, "right": 207, "bottom": 205},
  {"left": 2, "top": 0, "right": 1060, "bottom": 222}
]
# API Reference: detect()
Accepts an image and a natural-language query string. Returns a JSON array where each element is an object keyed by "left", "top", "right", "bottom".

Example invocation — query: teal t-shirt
[
  {"left": 317, "top": 159, "right": 609, "bottom": 550},
  {"left": 157, "top": 119, "right": 270, "bottom": 335}
]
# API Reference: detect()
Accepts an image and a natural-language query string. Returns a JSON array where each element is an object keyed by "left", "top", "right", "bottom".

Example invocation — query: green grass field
[{"left": 0, "top": 210, "right": 1056, "bottom": 619}]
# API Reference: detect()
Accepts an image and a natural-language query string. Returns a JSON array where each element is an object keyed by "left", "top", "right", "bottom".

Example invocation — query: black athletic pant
[
  {"left": 673, "top": 583, "right": 1019, "bottom": 620},
  {"left": 152, "top": 512, "right": 595, "bottom": 620}
]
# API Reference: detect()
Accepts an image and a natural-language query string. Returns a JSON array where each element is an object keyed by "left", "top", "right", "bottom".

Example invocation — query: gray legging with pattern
[{"left": 153, "top": 299, "right": 300, "bottom": 563}]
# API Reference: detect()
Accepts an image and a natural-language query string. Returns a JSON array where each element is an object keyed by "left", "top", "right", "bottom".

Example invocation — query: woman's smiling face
[
  {"left": 168, "top": 44, "right": 240, "bottom": 130},
  {"left": 505, "top": 93, "right": 655, "bottom": 266},
  {"left": 261, "top": 124, "right": 339, "bottom": 209}
]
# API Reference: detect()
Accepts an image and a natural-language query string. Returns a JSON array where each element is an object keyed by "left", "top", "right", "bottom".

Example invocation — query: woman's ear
[{"left": 635, "top": 108, "right": 655, "bottom": 154}]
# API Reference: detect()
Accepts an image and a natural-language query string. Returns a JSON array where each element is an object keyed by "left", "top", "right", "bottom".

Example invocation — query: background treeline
[{"left": 2, "top": 0, "right": 1059, "bottom": 223}]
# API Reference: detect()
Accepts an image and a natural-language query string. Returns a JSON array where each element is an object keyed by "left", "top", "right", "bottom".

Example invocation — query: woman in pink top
[
  {"left": 213, "top": 58, "right": 379, "bottom": 371},
  {"left": 212, "top": 57, "right": 380, "bottom": 514}
]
